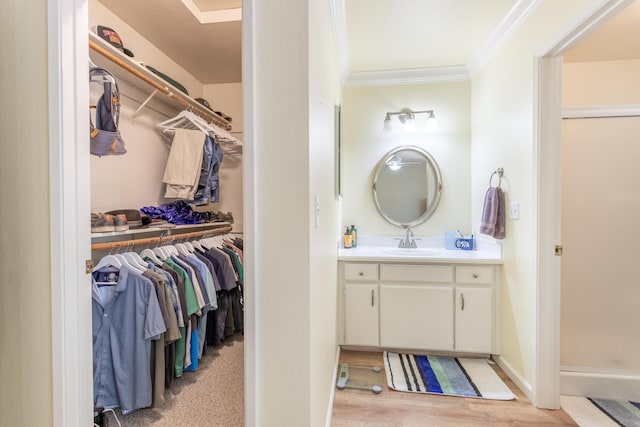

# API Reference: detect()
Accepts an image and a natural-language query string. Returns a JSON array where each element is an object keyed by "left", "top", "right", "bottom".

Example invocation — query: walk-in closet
[{"left": 87, "top": 1, "right": 244, "bottom": 424}]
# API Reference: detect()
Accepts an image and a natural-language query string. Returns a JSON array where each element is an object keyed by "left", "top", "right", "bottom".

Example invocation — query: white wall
[
  {"left": 471, "top": 0, "right": 611, "bottom": 392},
  {"left": 560, "top": 59, "right": 640, "bottom": 373},
  {"left": 203, "top": 83, "right": 244, "bottom": 231},
  {"left": 0, "top": 0, "right": 53, "bottom": 425},
  {"left": 253, "top": 0, "right": 311, "bottom": 424},
  {"left": 252, "top": 0, "right": 341, "bottom": 424},
  {"left": 341, "top": 81, "right": 472, "bottom": 237},
  {"left": 309, "top": 0, "right": 342, "bottom": 424}
]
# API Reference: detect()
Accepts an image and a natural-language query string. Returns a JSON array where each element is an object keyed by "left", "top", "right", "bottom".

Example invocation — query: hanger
[
  {"left": 122, "top": 251, "right": 148, "bottom": 270},
  {"left": 140, "top": 248, "right": 163, "bottom": 265},
  {"left": 191, "top": 240, "right": 205, "bottom": 252},
  {"left": 152, "top": 246, "right": 169, "bottom": 260},
  {"left": 113, "top": 253, "right": 145, "bottom": 274},
  {"left": 175, "top": 243, "right": 190, "bottom": 256},
  {"left": 93, "top": 254, "right": 122, "bottom": 272},
  {"left": 183, "top": 241, "right": 195, "bottom": 252}
]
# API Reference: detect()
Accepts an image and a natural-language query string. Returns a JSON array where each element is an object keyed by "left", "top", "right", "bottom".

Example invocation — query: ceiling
[{"left": 98, "top": 0, "right": 640, "bottom": 85}]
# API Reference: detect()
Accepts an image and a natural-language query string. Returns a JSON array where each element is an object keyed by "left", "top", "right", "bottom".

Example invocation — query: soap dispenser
[
  {"left": 350, "top": 225, "right": 357, "bottom": 248},
  {"left": 343, "top": 227, "right": 352, "bottom": 249}
]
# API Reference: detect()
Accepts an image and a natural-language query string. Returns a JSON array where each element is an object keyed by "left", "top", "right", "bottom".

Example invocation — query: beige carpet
[{"left": 105, "top": 335, "right": 244, "bottom": 427}]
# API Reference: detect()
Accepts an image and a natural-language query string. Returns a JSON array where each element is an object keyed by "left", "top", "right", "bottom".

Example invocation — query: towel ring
[{"left": 489, "top": 167, "right": 504, "bottom": 188}]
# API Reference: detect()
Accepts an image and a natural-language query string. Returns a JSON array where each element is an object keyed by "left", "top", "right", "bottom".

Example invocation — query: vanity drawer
[
  {"left": 344, "top": 263, "right": 378, "bottom": 281},
  {"left": 455, "top": 266, "right": 494, "bottom": 284},
  {"left": 379, "top": 264, "right": 454, "bottom": 283}
]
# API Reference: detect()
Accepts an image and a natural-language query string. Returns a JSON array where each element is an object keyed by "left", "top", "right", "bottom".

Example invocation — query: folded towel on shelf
[{"left": 479, "top": 187, "right": 506, "bottom": 240}]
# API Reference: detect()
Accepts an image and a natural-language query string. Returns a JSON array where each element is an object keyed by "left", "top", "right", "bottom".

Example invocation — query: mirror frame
[{"left": 372, "top": 145, "right": 443, "bottom": 228}]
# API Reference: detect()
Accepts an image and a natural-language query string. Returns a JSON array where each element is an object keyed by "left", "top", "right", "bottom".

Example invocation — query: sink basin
[{"left": 382, "top": 248, "right": 440, "bottom": 256}]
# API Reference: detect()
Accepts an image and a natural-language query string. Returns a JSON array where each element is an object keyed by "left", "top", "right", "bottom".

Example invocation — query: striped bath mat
[
  {"left": 383, "top": 352, "right": 516, "bottom": 400},
  {"left": 589, "top": 398, "right": 640, "bottom": 427}
]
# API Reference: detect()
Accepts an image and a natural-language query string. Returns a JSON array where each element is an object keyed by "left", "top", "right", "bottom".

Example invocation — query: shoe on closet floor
[
  {"left": 91, "top": 213, "right": 115, "bottom": 233},
  {"left": 113, "top": 214, "right": 129, "bottom": 232}
]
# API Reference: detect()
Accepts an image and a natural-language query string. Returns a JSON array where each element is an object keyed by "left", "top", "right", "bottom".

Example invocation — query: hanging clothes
[{"left": 92, "top": 265, "right": 166, "bottom": 414}]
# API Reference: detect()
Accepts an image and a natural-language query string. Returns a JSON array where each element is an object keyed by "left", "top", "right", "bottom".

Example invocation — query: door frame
[
  {"left": 534, "top": 0, "right": 634, "bottom": 409},
  {"left": 48, "top": 0, "right": 257, "bottom": 425}
]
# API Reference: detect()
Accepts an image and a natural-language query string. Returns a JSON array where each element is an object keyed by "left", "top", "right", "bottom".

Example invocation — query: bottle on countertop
[
  {"left": 343, "top": 226, "right": 353, "bottom": 249},
  {"left": 350, "top": 224, "right": 357, "bottom": 248}
]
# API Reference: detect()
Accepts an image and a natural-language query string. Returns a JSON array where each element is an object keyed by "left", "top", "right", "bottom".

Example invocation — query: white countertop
[{"left": 337, "top": 235, "right": 502, "bottom": 264}]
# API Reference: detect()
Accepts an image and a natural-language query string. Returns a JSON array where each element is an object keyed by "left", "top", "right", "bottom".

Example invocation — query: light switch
[{"left": 509, "top": 202, "right": 519, "bottom": 220}]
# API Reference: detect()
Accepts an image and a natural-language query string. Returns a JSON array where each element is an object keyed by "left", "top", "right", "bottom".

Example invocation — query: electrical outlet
[{"left": 509, "top": 202, "right": 519, "bottom": 220}]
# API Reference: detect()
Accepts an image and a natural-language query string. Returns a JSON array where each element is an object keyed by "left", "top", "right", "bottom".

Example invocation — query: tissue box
[{"left": 455, "top": 237, "right": 475, "bottom": 251}]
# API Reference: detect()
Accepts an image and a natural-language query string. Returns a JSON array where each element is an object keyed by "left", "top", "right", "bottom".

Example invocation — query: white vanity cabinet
[
  {"left": 339, "top": 261, "right": 499, "bottom": 355},
  {"left": 342, "top": 263, "right": 379, "bottom": 346}
]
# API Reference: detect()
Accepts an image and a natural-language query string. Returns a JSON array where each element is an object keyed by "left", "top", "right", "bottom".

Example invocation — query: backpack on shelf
[{"left": 89, "top": 67, "right": 127, "bottom": 157}]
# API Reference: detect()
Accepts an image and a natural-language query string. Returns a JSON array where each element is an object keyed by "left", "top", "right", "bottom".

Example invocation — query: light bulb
[
  {"left": 383, "top": 113, "right": 393, "bottom": 132},
  {"left": 425, "top": 111, "right": 438, "bottom": 131}
]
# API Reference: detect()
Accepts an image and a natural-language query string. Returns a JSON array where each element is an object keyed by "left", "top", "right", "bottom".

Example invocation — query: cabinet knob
[
  {"left": 473, "top": 273, "right": 479, "bottom": 279},
  {"left": 359, "top": 272, "right": 364, "bottom": 276}
]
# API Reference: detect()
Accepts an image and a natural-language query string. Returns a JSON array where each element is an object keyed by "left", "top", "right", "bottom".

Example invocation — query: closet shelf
[
  {"left": 91, "top": 222, "right": 232, "bottom": 246},
  {"left": 89, "top": 32, "right": 232, "bottom": 130}
]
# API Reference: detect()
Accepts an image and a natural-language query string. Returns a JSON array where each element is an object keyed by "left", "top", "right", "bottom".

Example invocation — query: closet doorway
[{"left": 87, "top": 0, "right": 247, "bottom": 424}]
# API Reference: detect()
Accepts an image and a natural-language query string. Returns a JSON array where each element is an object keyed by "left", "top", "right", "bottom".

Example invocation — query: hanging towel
[
  {"left": 479, "top": 187, "right": 506, "bottom": 240},
  {"left": 163, "top": 129, "right": 205, "bottom": 199}
]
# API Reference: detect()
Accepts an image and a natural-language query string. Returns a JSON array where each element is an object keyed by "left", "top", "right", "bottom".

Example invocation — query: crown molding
[
  {"left": 180, "top": 0, "right": 241, "bottom": 23},
  {"left": 344, "top": 66, "right": 470, "bottom": 87},
  {"left": 467, "top": 0, "right": 541, "bottom": 76}
]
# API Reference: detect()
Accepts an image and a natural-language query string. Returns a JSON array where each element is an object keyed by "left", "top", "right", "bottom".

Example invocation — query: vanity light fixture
[{"left": 383, "top": 109, "right": 438, "bottom": 133}]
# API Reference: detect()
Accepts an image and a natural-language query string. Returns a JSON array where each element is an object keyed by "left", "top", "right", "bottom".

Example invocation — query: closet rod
[
  {"left": 91, "top": 225, "right": 233, "bottom": 251},
  {"left": 89, "top": 38, "right": 232, "bottom": 131}
]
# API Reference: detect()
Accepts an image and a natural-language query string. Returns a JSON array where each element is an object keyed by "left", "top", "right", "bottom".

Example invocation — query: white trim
[
  {"left": 180, "top": 0, "right": 242, "bottom": 23},
  {"left": 325, "top": 346, "right": 341, "bottom": 427},
  {"left": 563, "top": 104, "right": 640, "bottom": 119},
  {"left": 467, "top": 0, "right": 541, "bottom": 75},
  {"left": 534, "top": 54, "right": 563, "bottom": 410},
  {"left": 329, "top": 0, "right": 349, "bottom": 86},
  {"left": 535, "top": 0, "right": 635, "bottom": 412},
  {"left": 493, "top": 355, "right": 533, "bottom": 401},
  {"left": 560, "top": 368, "right": 640, "bottom": 402},
  {"left": 49, "top": 0, "right": 93, "bottom": 425},
  {"left": 344, "top": 66, "right": 470, "bottom": 87},
  {"left": 241, "top": 1, "right": 256, "bottom": 426},
  {"left": 537, "top": 0, "right": 635, "bottom": 57}
]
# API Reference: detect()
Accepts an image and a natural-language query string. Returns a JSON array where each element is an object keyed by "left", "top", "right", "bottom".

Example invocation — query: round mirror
[{"left": 372, "top": 146, "right": 443, "bottom": 227}]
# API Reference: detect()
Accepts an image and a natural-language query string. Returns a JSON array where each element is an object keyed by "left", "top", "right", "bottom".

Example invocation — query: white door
[
  {"left": 379, "top": 284, "right": 453, "bottom": 351},
  {"left": 344, "top": 283, "right": 379, "bottom": 346},
  {"left": 455, "top": 287, "right": 493, "bottom": 353}
]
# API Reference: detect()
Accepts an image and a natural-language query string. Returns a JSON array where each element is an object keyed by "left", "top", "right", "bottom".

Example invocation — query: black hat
[{"left": 93, "top": 25, "right": 134, "bottom": 57}]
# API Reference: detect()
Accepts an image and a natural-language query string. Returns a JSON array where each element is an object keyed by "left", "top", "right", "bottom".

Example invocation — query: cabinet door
[
  {"left": 380, "top": 285, "right": 454, "bottom": 351},
  {"left": 455, "top": 287, "right": 493, "bottom": 353},
  {"left": 344, "top": 283, "right": 379, "bottom": 346}
]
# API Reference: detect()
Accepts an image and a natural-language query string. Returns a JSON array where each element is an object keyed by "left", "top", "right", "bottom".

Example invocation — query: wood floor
[{"left": 331, "top": 350, "right": 578, "bottom": 427}]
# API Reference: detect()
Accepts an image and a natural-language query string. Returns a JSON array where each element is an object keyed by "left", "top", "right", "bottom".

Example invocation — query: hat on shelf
[
  {"left": 93, "top": 25, "right": 135, "bottom": 57},
  {"left": 195, "top": 97, "right": 213, "bottom": 111}
]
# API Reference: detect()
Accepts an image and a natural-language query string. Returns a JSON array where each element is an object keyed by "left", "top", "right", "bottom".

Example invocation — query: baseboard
[
  {"left": 325, "top": 346, "right": 341, "bottom": 427},
  {"left": 493, "top": 355, "right": 533, "bottom": 401},
  {"left": 560, "top": 366, "right": 640, "bottom": 402}
]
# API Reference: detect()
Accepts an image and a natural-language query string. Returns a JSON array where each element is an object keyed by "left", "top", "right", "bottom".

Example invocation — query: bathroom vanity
[
  {"left": 343, "top": 145, "right": 502, "bottom": 355},
  {"left": 338, "top": 239, "right": 502, "bottom": 355}
]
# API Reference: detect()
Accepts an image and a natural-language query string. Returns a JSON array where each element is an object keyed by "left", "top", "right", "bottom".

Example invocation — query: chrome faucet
[{"left": 398, "top": 227, "right": 417, "bottom": 248}]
